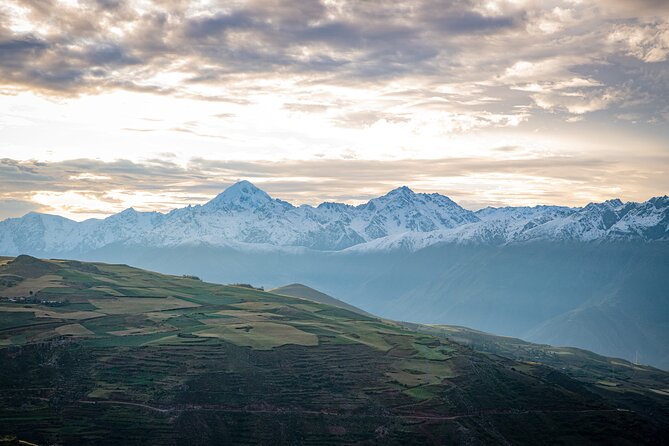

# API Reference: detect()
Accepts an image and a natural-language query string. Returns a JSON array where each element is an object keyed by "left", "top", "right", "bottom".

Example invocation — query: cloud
[
  {"left": 532, "top": 87, "right": 622, "bottom": 114},
  {"left": 0, "top": 0, "right": 663, "bottom": 124},
  {"left": 0, "top": 198, "right": 45, "bottom": 219},
  {"left": 599, "top": 0, "right": 669, "bottom": 16},
  {"left": 0, "top": 0, "right": 667, "bottom": 217},
  {"left": 184, "top": 11, "right": 255, "bottom": 39},
  {"left": 608, "top": 21, "right": 669, "bottom": 63},
  {"left": 1, "top": 154, "right": 667, "bottom": 219},
  {"left": 427, "top": 9, "right": 520, "bottom": 34}
]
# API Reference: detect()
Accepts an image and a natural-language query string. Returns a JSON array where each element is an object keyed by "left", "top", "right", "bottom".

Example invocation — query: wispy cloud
[
  {"left": 1, "top": 154, "right": 667, "bottom": 219},
  {"left": 0, "top": 1, "right": 667, "bottom": 218}
]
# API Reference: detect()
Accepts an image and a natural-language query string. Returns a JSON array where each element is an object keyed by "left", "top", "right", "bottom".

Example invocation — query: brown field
[
  {"left": 0, "top": 306, "right": 38, "bottom": 313},
  {"left": 109, "top": 326, "right": 175, "bottom": 336},
  {"left": 145, "top": 312, "right": 180, "bottom": 321},
  {"left": 230, "top": 301, "right": 285, "bottom": 311},
  {"left": 0, "top": 274, "right": 66, "bottom": 297},
  {"left": 195, "top": 322, "right": 318, "bottom": 349},
  {"left": 88, "top": 286, "right": 125, "bottom": 296},
  {"left": 0, "top": 306, "right": 105, "bottom": 320},
  {"left": 90, "top": 297, "right": 200, "bottom": 314},
  {"left": 55, "top": 323, "right": 95, "bottom": 336},
  {"left": 36, "top": 310, "right": 106, "bottom": 320},
  {"left": 212, "top": 309, "right": 279, "bottom": 322}
]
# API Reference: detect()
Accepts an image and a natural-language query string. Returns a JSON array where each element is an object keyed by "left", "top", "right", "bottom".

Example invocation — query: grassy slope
[
  {"left": 0, "top": 255, "right": 667, "bottom": 445},
  {"left": 269, "top": 283, "right": 374, "bottom": 317}
]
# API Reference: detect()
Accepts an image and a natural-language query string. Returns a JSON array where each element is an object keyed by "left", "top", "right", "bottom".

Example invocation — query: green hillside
[
  {"left": 0, "top": 255, "right": 668, "bottom": 445},
  {"left": 405, "top": 323, "right": 669, "bottom": 419},
  {"left": 269, "top": 283, "right": 373, "bottom": 317}
]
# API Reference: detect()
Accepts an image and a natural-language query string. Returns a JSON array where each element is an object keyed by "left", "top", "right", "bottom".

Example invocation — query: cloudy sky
[{"left": 1, "top": 0, "right": 668, "bottom": 220}]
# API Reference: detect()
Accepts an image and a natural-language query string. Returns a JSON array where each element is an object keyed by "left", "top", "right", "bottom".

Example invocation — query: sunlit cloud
[
  {"left": 608, "top": 21, "right": 669, "bottom": 63},
  {"left": 0, "top": 0, "right": 667, "bottom": 219},
  {"left": 1, "top": 153, "right": 667, "bottom": 220}
]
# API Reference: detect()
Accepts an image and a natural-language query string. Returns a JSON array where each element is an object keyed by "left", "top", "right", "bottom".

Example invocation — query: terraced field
[{"left": 0, "top": 255, "right": 668, "bottom": 445}]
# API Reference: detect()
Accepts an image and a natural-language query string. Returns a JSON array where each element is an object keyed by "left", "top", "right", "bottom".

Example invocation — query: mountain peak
[
  {"left": 605, "top": 198, "right": 624, "bottom": 207},
  {"left": 363, "top": 186, "right": 416, "bottom": 206},
  {"left": 204, "top": 180, "right": 273, "bottom": 210},
  {"left": 584, "top": 198, "right": 624, "bottom": 211},
  {"left": 224, "top": 180, "right": 265, "bottom": 195},
  {"left": 387, "top": 185, "right": 415, "bottom": 196}
]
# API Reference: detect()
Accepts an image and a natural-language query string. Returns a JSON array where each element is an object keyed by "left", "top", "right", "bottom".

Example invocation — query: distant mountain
[{"left": 1, "top": 180, "right": 666, "bottom": 255}]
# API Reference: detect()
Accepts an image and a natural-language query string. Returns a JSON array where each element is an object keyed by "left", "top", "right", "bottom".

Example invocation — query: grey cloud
[
  {"left": 572, "top": 57, "right": 669, "bottom": 120},
  {"left": 93, "top": 0, "right": 125, "bottom": 9},
  {"left": 0, "top": 0, "right": 544, "bottom": 92},
  {"left": 428, "top": 10, "right": 520, "bottom": 34},
  {"left": 0, "top": 199, "right": 45, "bottom": 219},
  {"left": 0, "top": 0, "right": 666, "bottom": 124},
  {"left": 186, "top": 157, "right": 619, "bottom": 185},
  {"left": 184, "top": 12, "right": 255, "bottom": 39},
  {"left": 85, "top": 43, "right": 141, "bottom": 66},
  {"left": 601, "top": 0, "right": 669, "bottom": 15},
  {"left": 0, "top": 36, "right": 49, "bottom": 59}
]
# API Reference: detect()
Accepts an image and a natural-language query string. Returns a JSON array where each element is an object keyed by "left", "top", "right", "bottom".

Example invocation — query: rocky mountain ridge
[{"left": 0, "top": 180, "right": 667, "bottom": 255}]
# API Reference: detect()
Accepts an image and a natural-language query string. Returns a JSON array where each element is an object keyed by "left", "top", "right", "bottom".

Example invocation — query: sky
[{"left": 1, "top": 0, "right": 668, "bottom": 220}]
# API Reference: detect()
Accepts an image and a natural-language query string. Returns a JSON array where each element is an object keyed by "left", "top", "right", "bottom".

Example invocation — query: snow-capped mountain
[{"left": 0, "top": 181, "right": 667, "bottom": 255}]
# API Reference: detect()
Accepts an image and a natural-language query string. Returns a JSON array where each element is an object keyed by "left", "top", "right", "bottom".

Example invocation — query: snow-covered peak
[
  {"left": 360, "top": 186, "right": 416, "bottom": 210},
  {"left": 384, "top": 185, "right": 415, "bottom": 198},
  {"left": 0, "top": 185, "right": 667, "bottom": 255},
  {"left": 204, "top": 180, "right": 291, "bottom": 211},
  {"left": 317, "top": 201, "right": 353, "bottom": 211},
  {"left": 649, "top": 195, "right": 669, "bottom": 207},
  {"left": 582, "top": 198, "right": 624, "bottom": 213},
  {"left": 205, "top": 180, "right": 269, "bottom": 207},
  {"left": 475, "top": 205, "right": 575, "bottom": 222},
  {"left": 106, "top": 207, "right": 147, "bottom": 221},
  {"left": 352, "top": 187, "right": 477, "bottom": 239}
]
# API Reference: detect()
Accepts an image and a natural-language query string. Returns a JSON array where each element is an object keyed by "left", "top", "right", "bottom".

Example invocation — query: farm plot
[
  {"left": 195, "top": 321, "right": 318, "bottom": 349},
  {"left": 0, "top": 274, "right": 66, "bottom": 297},
  {"left": 90, "top": 297, "right": 200, "bottom": 314}
]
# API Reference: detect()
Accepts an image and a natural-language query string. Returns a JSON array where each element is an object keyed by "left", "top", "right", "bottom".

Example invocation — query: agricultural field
[{"left": 0, "top": 255, "right": 668, "bottom": 445}]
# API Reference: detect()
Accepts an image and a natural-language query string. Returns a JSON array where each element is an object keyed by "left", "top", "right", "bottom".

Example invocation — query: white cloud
[
  {"left": 608, "top": 21, "right": 669, "bottom": 62},
  {"left": 532, "top": 88, "right": 621, "bottom": 114}
]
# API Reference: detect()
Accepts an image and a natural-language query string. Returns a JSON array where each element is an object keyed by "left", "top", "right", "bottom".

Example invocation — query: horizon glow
[{"left": 0, "top": 0, "right": 668, "bottom": 220}]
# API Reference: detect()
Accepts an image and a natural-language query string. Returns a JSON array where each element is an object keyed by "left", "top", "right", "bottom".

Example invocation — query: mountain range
[
  {"left": 1, "top": 181, "right": 668, "bottom": 370},
  {"left": 1, "top": 180, "right": 667, "bottom": 255}
]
